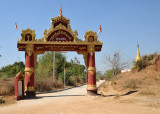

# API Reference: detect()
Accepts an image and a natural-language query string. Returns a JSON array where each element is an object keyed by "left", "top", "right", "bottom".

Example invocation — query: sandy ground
[{"left": 0, "top": 80, "right": 160, "bottom": 114}]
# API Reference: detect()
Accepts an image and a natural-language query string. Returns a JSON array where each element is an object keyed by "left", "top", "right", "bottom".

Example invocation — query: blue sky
[{"left": 0, "top": 0, "right": 160, "bottom": 73}]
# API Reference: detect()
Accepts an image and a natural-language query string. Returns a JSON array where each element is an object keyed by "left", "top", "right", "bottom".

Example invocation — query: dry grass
[
  {"left": 35, "top": 77, "right": 63, "bottom": 92},
  {"left": 138, "top": 89, "right": 156, "bottom": 96},
  {"left": 114, "top": 94, "right": 120, "bottom": 99},
  {"left": 0, "top": 78, "right": 14, "bottom": 96},
  {"left": 100, "top": 83, "right": 108, "bottom": 88},
  {"left": 99, "top": 65, "right": 160, "bottom": 108},
  {"left": 0, "top": 96, "right": 16, "bottom": 106},
  {"left": 68, "top": 76, "right": 85, "bottom": 86},
  {"left": 111, "top": 65, "right": 160, "bottom": 97},
  {"left": 123, "top": 78, "right": 141, "bottom": 89},
  {"left": 0, "top": 78, "right": 15, "bottom": 106}
]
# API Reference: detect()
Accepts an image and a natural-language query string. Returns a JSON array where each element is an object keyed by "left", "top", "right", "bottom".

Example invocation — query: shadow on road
[
  {"left": 37, "top": 95, "right": 85, "bottom": 98},
  {"left": 101, "top": 90, "right": 138, "bottom": 97},
  {"left": 23, "top": 95, "right": 85, "bottom": 100}
]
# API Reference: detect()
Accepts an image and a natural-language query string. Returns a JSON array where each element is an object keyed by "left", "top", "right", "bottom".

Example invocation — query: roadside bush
[
  {"left": 133, "top": 60, "right": 143, "bottom": 71},
  {"left": 114, "top": 94, "right": 120, "bottom": 99},
  {"left": 0, "top": 72, "right": 8, "bottom": 81},
  {"left": 53, "top": 79, "right": 63, "bottom": 88},
  {"left": 35, "top": 79, "right": 53, "bottom": 92},
  {"left": 123, "top": 78, "right": 141, "bottom": 89},
  {"left": 35, "top": 77, "right": 63, "bottom": 92},
  {"left": 0, "top": 81, "right": 14, "bottom": 96},
  {"left": 96, "top": 75, "right": 106, "bottom": 81},
  {"left": 67, "top": 76, "right": 84, "bottom": 86},
  {"left": 138, "top": 89, "right": 156, "bottom": 96},
  {"left": 0, "top": 98, "right": 5, "bottom": 104}
]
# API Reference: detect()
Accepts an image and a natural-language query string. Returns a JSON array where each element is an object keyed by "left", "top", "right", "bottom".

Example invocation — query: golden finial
[{"left": 136, "top": 42, "right": 141, "bottom": 61}]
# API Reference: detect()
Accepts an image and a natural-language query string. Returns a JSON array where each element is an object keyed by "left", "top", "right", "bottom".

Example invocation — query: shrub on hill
[{"left": 131, "top": 52, "right": 157, "bottom": 71}]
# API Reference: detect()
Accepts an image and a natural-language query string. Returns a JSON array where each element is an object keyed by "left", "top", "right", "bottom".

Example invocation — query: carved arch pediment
[{"left": 43, "top": 18, "right": 79, "bottom": 42}]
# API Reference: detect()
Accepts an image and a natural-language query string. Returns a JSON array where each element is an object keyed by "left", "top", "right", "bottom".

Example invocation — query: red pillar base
[
  {"left": 87, "top": 90, "right": 97, "bottom": 96},
  {"left": 25, "top": 91, "right": 36, "bottom": 98}
]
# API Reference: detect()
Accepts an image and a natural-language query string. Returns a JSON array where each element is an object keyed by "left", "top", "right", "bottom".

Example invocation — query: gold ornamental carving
[
  {"left": 43, "top": 15, "right": 79, "bottom": 42},
  {"left": 49, "top": 29, "right": 73, "bottom": 41},
  {"left": 84, "top": 30, "right": 98, "bottom": 42},
  {"left": 20, "top": 28, "right": 36, "bottom": 41},
  {"left": 26, "top": 44, "right": 34, "bottom": 56},
  {"left": 47, "top": 23, "right": 76, "bottom": 42},
  {"left": 24, "top": 67, "right": 34, "bottom": 77},
  {"left": 51, "top": 15, "right": 70, "bottom": 26},
  {"left": 87, "top": 84, "right": 97, "bottom": 90},
  {"left": 88, "top": 45, "right": 95, "bottom": 56},
  {"left": 87, "top": 67, "right": 96, "bottom": 75},
  {"left": 43, "top": 29, "right": 48, "bottom": 42}
]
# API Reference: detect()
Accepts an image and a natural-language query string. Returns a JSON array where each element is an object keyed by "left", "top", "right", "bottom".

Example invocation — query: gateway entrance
[{"left": 17, "top": 14, "right": 103, "bottom": 97}]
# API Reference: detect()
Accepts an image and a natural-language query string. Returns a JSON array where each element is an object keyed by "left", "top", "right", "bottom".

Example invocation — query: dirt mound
[
  {"left": 98, "top": 65, "right": 160, "bottom": 108},
  {"left": 113, "top": 65, "right": 160, "bottom": 96}
]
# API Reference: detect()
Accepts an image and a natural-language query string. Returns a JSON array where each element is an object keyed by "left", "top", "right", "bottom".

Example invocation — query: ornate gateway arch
[{"left": 17, "top": 14, "right": 103, "bottom": 97}]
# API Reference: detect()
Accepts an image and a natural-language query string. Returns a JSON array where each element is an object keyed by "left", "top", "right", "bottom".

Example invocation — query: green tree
[
  {"left": 0, "top": 61, "right": 25, "bottom": 77},
  {"left": 35, "top": 52, "right": 86, "bottom": 86},
  {"left": 35, "top": 52, "right": 66, "bottom": 81},
  {"left": 104, "top": 70, "right": 113, "bottom": 80}
]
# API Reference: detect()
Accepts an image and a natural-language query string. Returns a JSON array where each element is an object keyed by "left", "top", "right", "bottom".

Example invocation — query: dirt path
[{"left": 0, "top": 80, "right": 160, "bottom": 114}]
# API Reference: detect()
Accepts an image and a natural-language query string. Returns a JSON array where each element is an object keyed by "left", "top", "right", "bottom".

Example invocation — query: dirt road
[{"left": 0, "top": 80, "right": 160, "bottom": 114}]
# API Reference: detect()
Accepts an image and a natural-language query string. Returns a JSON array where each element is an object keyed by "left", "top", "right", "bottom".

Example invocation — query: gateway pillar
[
  {"left": 24, "top": 44, "right": 35, "bottom": 98},
  {"left": 87, "top": 45, "right": 97, "bottom": 95}
]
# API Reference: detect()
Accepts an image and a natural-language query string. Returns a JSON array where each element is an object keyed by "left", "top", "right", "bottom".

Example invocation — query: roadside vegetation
[
  {"left": 35, "top": 52, "right": 87, "bottom": 91},
  {"left": 98, "top": 52, "right": 160, "bottom": 108},
  {"left": 0, "top": 52, "right": 87, "bottom": 104}
]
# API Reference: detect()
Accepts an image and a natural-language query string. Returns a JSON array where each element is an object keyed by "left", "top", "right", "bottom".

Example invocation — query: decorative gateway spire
[
  {"left": 60, "top": 6, "right": 62, "bottom": 16},
  {"left": 136, "top": 43, "right": 141, "bottom": 61}
]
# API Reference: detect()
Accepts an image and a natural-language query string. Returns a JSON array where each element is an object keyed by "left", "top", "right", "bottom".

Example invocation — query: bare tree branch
[{"left": 104, "top": 50, "right": 131, "bottom": 75}]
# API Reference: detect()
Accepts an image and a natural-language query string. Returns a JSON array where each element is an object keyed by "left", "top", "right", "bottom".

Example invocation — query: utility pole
[
  {"left": 64, "top": 64, "right": 65, "bottom": 88},
  {"left": 53, "top": 51, "right": 55, "bottom": 82},
  {"left": 79, "top": 58, "right": 80, "bottom": 74},
  {"left": 63, "top": 52, "right": 67, "bottom": 88}
]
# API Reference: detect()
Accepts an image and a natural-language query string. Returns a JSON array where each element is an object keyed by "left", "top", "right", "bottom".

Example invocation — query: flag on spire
[
  {"left": 15, "top": 22, "right": 17, "bottom": 31},
  {"left": 99, "top": 25, "right": 102, "bottom": 34},
  {"left": 60, "top": 6, "right": 62, "bottom": 16}
]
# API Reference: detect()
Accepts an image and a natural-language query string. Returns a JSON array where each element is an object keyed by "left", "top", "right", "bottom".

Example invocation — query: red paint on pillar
[
  {"left": 88, "top": 53, "right": 95, "bottom": 67},
  {"left": 25, "top": 52, "right": 35, "bottom": 97},
  {"left": 87, "top": 52, "right": 97, "bottom": 91}
]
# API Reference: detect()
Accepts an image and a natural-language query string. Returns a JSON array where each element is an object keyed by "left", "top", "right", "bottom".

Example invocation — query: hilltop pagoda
[{"left": 136, "top": 43, "right": 141, "bottom": 61}]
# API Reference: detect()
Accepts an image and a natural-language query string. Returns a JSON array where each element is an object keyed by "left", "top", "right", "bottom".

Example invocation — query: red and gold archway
[{"left": 17, "top": 15, "right": 103, "bottom": 97}]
